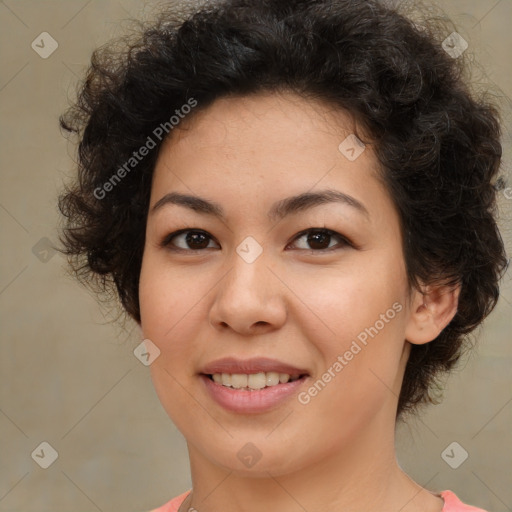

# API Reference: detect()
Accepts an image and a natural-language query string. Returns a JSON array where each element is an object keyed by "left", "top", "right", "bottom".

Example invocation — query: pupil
[
  {"left": 184, "top": 231, "right": 331, "bottom": 250},
  {"left": 308, "top": 231, "right": 329, "bottom": 250},
  {"left": 187, "top": 232, "right": 209, "bottom": 249}
]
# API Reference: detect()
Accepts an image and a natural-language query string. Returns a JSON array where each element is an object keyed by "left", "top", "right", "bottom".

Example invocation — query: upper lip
[{"left": 200, "top": 357, "right": 309, "bottom": 377}]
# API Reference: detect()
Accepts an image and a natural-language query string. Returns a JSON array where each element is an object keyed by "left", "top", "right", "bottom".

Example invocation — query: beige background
[{"left": 0, "top": 1, "right": 511, "bottom": 511}]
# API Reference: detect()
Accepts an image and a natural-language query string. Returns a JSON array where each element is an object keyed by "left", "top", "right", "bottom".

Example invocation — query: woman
[{"left": 57, "top": 0, "right": 508, "bottom": 510}]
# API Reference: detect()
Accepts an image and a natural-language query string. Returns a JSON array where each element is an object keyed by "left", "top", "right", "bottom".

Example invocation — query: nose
[{"left": 208, "top": 247, "right": 287, "bottom": 336}]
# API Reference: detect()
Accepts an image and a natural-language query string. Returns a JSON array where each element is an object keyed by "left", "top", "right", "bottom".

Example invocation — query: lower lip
[{"left": 200, "top": 374, "right": 308, "bottom": 414}]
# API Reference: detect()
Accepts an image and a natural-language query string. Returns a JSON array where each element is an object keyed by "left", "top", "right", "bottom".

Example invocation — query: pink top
[{"left": 149, "top": 489, "right": 488, "bottom": 511}]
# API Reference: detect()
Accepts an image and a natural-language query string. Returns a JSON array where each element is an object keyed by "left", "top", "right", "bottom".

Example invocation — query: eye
[
  {"left": 160, "top": 228, "right": 351, "bottom": 253},
  {"left": 287, "top": 228, "right": 352, "bottom": 252},
  {"left": 160, "top": 229, "right": 219, "bottom": 251}
]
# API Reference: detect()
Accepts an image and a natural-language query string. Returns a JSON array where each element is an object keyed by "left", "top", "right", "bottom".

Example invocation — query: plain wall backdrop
[{"left": 1, "top": 1, "right": 511, "bottom": 511}]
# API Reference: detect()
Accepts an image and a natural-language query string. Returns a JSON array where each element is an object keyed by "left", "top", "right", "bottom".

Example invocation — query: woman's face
[{"left": 139, "top": 91, "right": 415, "bottom": 476}]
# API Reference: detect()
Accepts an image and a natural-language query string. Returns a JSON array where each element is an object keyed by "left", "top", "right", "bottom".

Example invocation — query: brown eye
[
  {"left": 161, "top": 227, "right": 351, "bottom": 253},
  {"left": 306, "top": 230, "right": 331, "bottom": 250},
  {"left": 161, "top": 230, "right": 218, "bottom": 251},
  {"left": 289, "top": 228, "right": 351, "bottom": 252}
]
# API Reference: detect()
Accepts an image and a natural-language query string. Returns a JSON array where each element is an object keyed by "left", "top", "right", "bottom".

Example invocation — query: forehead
[
  {"left": 162, "top": 91, "right": 361, "bottom": 158},
  {"left": 153, "top": 92, "right": 377, "bottom": 177},
  {"left": 149, "top": 91, "right": 392, "bottom": 226}
]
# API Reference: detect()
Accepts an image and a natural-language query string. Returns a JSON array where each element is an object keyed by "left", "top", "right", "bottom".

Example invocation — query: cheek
[
  {"left": 139, "top": 252, "right": 213, "bottom": 424},
  {"left": 290, "top": 259, "right": 408, "bottom": 417},
  {"left": 289, "top": 254, "right": 407, "bottom": 349},
  {"left": 139, "top": 237, "right": 409, "bottom": 441},
  {"left": 139, "top": 249, "right": 201, "bottom": 340}
]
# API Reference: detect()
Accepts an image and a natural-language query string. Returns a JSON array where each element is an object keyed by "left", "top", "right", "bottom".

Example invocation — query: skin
[{"left": 138, "top": 91, "right": 460, "bottom": 512}]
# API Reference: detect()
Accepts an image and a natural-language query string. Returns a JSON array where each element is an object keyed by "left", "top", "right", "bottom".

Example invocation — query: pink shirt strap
[
  {"left": 149, "top": 489, "right": 488, "bottom": 512},
  {"left": 148, "top": 490, "right": 191, "bottom": 512},
  {"left": 440, "top": 490, "right": 489, "bottom": 511}
]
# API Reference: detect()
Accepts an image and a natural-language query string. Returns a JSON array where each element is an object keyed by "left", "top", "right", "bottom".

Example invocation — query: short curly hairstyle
[{"left": 58, "top": 0, "right": 508, "bottom": 417}]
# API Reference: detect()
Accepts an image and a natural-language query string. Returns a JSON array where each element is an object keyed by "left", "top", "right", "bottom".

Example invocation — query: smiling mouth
[{"left": 204, "top": 372, "right": 309, "bottom": 391}]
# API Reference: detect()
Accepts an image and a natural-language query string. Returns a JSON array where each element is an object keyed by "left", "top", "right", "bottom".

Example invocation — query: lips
[
  {"left": 200, "top": 373, "right": 309, "bottom": 413},
  {"left": 200, "top": 357, "right": 309, "bottom": 377},
  {"left": 199, "top": 357, "right": 311, "bottom": 413}
]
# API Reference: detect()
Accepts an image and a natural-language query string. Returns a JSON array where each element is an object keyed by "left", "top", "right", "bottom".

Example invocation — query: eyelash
[{"left": 159, "top": 228, "right": 353, "bottom": 254}]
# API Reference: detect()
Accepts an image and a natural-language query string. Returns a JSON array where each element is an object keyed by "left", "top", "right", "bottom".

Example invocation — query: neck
[{"left": 182, "top": 411, "right": 443, "bottom": 512}]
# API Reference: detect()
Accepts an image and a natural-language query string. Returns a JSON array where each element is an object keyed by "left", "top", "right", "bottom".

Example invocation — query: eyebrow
[{"left": 150, "top": 188, "right": 370, "bottom": 221}]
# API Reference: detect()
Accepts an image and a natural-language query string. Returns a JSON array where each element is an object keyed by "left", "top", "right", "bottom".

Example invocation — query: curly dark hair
[{"left": 57, "top": 0, "right": 508, "bottom": 417}]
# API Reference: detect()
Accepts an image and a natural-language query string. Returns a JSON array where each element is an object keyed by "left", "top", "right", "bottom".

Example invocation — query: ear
[{"left": 404, "top": 282, "right": 461, "bottom": 345}]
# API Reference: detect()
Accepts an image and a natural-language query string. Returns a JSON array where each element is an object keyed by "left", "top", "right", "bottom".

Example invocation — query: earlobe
[{"left": 405, "top": 282, "right": 461, "bottom": 345}]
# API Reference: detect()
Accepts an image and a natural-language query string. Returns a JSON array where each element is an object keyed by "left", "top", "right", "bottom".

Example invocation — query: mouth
[
  {"left": 202, "top": 371, "right": 309, "bottom": 391},
  {"left": 199, "top": 356, "right": 310, "bottom": 413},
  {"left": 199, "top": 371, "right": 310, "bottom": 414}
]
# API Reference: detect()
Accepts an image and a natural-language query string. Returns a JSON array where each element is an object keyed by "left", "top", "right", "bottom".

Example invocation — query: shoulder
[
  {"left": 147, "top": 490, "right": 488, "bottom": 512},
  {"left": 441, "top": 490, "right": 489, "bottom": 512},
  {"left": 146, "top": 490, "right": 191, "bottom": 512}
]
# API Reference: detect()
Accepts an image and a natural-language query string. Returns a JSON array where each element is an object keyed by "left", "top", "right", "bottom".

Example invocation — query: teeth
[
  {"left": 279, "top": 373, "right": 290, "bottom": 383},
  {"left": 265, "top": 372, "right": 280, "bottom": 387},
  {"left": 211, "top": 372, "right": 302, "bottom": 390},
  {"left": 248, "top": 373, "right": 267, "bottom": 389},
  {"left": 231, "top": 374, "right": 248, "bottom": 389}
]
